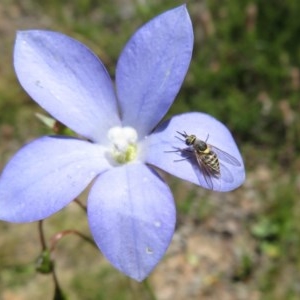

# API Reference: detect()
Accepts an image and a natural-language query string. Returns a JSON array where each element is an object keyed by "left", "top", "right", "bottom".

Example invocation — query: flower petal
[
  {"left": 14, "top": 30, "right": 121, "bottom": 142},
  {"left": 145, "top": 112, "right": 245, "bottom": 191},
  {"left": 0, "top": 136, "right": 110, "bottom": 222},
  {"left": 87, "top": 163, "right": 175, "bottom": 281},
  {"left": 116, "top": 5, "right": 193, "bottom": 137}
]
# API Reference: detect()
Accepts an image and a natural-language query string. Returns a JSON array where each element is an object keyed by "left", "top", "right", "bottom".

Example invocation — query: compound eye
[{"left": 185, "top": 138, "right": 192, "bottom": 146}]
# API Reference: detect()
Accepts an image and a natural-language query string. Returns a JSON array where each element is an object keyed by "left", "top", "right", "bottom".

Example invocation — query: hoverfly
[{"left": 170, "top": 131, "right": 241, "bottom": 190}]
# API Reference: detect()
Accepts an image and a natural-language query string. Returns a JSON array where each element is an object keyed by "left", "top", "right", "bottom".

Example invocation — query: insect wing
[
  {"left": 209, "top": 145, "right": 241, "bottom": 166},
  {"left": 219, "top": 162, "right": 234, "bottom": 183},
  {"left": 193, "top": 151, "right": 214, "bottom": 190}
]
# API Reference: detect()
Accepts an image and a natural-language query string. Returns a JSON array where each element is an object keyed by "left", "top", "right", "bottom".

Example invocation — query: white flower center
[{"left": 107, "top": 126, "right": 138, "bottom": 164}]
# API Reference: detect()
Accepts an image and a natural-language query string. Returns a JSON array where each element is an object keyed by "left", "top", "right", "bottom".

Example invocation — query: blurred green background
[{"left": 1, "top": 0, "right": 300, "bottom": 299}]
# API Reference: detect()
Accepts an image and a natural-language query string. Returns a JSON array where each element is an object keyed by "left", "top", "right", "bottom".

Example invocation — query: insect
[{"left": 171, "top": 131, "right": 241, "bottom": 190}]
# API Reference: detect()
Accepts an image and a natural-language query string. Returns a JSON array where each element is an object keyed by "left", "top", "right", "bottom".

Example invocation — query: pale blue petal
[
  {"left": 87, "top": 163, "right": 175, "bottom": 281},
  {"left": 116, "top": 5, "right": 193, "bottom": 137},
  {"left": 14, "top": 30, "right": 121, "bottom": 143},
  {"left": 0, "top": 137, "right": 110, "bottom": 222},
  {"left": 145, "top": 112, "right": 245, "bottom": 191}
]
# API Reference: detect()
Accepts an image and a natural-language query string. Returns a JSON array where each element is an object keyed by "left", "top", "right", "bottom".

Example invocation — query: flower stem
[
  {"left": 38, "top": 220, "right": 47, "bottom": 251},
  {"left": 52, "top": 267, "right": 67, "bottom": 300},
  {"left": 50, "top": 229, "right": 97, "bottom": 252}
]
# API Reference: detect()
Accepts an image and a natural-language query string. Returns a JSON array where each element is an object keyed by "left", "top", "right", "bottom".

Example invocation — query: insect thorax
[{"left": 193, "top": 139, "right": 208, "bottom": 152}]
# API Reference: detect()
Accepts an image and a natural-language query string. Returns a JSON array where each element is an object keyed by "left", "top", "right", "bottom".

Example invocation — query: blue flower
[{"left": 0, "top": 5, "right": 244, "bottom": 281}]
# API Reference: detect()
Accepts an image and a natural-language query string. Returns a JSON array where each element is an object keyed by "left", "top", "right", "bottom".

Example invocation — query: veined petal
[
  {"left": 14, "top": 30, "right": 121, "bottom": 143},
  {"left": 87, "top": 163, "right": 175, "bottom": 281},
  {"left": 116, "top": 5, "right": 193, "bottom": 137},
  {"left": 0, "top": 136, "right": 110, "bottom": 222},
  {"left": 145, "top": 112, "right": 245, "bottom": 192}
]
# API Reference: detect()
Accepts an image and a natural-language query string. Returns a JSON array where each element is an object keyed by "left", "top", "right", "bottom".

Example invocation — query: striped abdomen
[{"left": 199, "top": 149, "right": 220, "bottom": 176}]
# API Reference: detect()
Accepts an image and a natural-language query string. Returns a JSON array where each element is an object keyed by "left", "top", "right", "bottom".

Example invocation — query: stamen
[{"left": 107, "top": 126, "right": 138, "bottom": 164}]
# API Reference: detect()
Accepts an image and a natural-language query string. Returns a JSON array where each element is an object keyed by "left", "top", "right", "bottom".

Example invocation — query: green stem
[{"left": 38, "top": 220, "right": 47, "bottom": 251}]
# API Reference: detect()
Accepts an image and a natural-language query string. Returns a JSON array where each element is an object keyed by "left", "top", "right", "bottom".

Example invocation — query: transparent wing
[
  {"left": 194, "top": 152, "right": 215, "bottom": 190},
  {"left": 166, "top": 144, "right": 236, "bottom": 191},
  {"left": 209, "top": 145, "right": 241, "bottom": 166},
  {"left": 219, "top": 162, "right": 234, "bottom": 183},
  {"left": 169, "top": 147, "right": 214, "bottom": 190}
]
